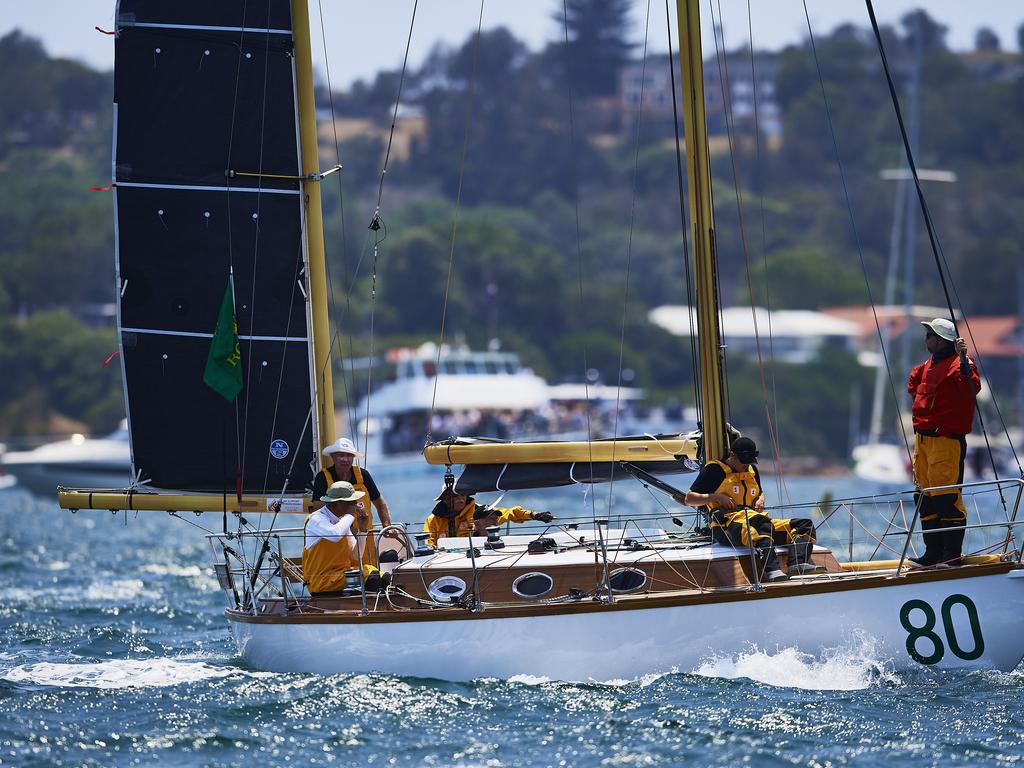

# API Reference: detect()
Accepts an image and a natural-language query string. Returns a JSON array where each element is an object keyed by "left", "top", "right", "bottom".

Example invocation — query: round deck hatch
[
  {"left": 512, "top": 572, "right": 554, "bottom": 599},
  {"left": 608, "top": 567, "right": 647, "bottom": 593},
  {"left": 427, "top": 576, "right": 467, "bottom": 603}
]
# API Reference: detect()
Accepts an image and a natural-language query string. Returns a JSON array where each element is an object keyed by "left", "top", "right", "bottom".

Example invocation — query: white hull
[
  {"left": 851, "top": 442, "right": 912, "bottom": 486},
  {"left": 228, "top": 569, "right": 1024, "bottom": 680}
]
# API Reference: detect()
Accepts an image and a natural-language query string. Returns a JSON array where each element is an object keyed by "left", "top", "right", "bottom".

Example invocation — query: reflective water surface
[{"left": 2, "top": 472, "right": 1023, "bottom": 766}]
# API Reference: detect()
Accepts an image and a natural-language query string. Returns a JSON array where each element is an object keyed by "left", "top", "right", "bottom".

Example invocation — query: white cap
[
  {"left": 322, "top": 437, "right": 363, "bottom": 458},
  {"left": 920, "top": 318, "right": 956, "bottom": 342}
]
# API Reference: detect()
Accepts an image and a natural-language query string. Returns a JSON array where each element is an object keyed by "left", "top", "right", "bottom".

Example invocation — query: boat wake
[
  {"left": 693, "top": 637, "right": 900, "bottom": 691},
  {"left": 2, "top": 658, "right": 255, "bottom": 690}
]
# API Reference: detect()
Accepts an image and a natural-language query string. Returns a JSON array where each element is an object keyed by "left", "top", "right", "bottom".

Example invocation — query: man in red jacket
[{"left": 907, "top": 317, "right": 981, "bottom": 567}]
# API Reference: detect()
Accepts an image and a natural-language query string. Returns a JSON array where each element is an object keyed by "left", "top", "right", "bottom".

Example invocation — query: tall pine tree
[{"left": 553, "top": 0, "right": 634, "bottom": 98}]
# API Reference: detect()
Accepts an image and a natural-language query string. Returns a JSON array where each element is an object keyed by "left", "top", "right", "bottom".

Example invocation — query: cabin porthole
[
  {"left": 512, "top": 572, "right": 554, "bottom": 599},
  {"left": 608, "top": 567, "right": 647, "bottom": 594},
  {"left": 427, "top": 576, "right": 467, "bottom": 603}
]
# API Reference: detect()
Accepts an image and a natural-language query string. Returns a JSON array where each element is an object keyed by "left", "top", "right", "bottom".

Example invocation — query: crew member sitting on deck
[
  {"left": 907, "top": 318, "right": 981, "bottom": 568},
  {"left": 303, "top": 481, "right": 367, "bottom": 596},
  {"left": 424, "top": 487, "right": 555, "bottom": 548},
  {"left": 675, "top": 437, "right": 821, "bottom": 581},
  {"left": 311, "top": 437, "right": 394, "bottom": 568}
]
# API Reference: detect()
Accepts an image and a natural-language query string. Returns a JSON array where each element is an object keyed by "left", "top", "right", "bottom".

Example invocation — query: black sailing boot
[
  {"left": 909, "top": 494, "right": 942, "bottom": 568},
  {"left": 787, "top": 539, "right": 826, "bottom": 576},
  {"left": 759, "top": 541, "right": 788, "bottom": 583},
  {"left": 909, "top": 516, "right": 943, "bottom": 567},
  {"left": 940, "top": 524, "right": 965, "bottom": 568}
]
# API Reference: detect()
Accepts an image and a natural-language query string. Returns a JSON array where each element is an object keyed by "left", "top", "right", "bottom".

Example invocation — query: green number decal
[
  {"left": 941, "top": 594, "right": 985, "bottom": 661},
  {"left": 899, "top": 599, "right": 944, "bottom": 664},
  {"left": 899, "top": 595, "right": 985, "bottom": 664}
]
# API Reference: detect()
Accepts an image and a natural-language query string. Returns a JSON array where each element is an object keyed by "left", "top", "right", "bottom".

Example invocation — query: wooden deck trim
[{"left": 225, "top": 561, "right": 1017, "bottom": 625}]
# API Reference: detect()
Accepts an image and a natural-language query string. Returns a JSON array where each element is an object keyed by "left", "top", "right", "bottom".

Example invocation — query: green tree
[{"left": 551, "top": 0, "right": 635, "bottom": 98}]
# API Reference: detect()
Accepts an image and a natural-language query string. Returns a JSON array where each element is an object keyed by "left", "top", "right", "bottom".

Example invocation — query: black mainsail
[{"left": 111, "top": 0, "right": 317, "bottom": 495}]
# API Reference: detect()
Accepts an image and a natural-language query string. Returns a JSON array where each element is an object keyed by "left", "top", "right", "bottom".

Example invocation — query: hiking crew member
[
  {"left": 908, "top": 318, "right": 981, "bottom": 568},
  {"left": 677, "top": 437, "right": 820, "bottom": 581},
  {"left": 312, "top": 437, "right": 393, "bottom": 568},
  {"left": 424, "top": 488, "right": 554, "bottom": 549}
]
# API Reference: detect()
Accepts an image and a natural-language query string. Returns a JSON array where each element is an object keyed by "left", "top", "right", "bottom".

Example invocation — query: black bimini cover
[
  {"left": 454, "top": 457, "right": 699, "bottom": 496},
  {"left": 113, "top": 1, "right": 315, "bottom": 492}
]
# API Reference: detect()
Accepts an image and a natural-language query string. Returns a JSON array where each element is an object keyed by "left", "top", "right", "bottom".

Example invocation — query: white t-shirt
[{"left": 304, "top": 506, "right": 356, "bottom": 550}]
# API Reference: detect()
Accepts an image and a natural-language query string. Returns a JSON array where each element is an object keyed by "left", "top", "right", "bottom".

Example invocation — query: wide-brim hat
[
  {"left": 322, "top": 437, "right": 363, "bottom": 458},
  {"left": 434, "top": 486, "right": 468, "bottom": 502},
  {"left": 320, "top": 480, "right": 366, "bottom": 503},
  {"left": 920, "top": 318, "right": 956, "bottom": 342}
]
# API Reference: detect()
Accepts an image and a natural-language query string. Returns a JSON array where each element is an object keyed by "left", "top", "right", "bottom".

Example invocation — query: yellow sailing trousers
[{"left": 913, "top": 432, "right": 967, "bottom": 523}]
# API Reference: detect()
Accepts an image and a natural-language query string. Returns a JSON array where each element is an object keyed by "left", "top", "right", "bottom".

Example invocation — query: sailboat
[{"left": 57, "top": 0, "right": 1024, "bottom": 681}]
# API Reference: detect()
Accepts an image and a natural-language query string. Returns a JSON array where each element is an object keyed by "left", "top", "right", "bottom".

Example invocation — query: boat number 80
[{"left": 899, "top": 594, "right": 985, "bottom": 665}]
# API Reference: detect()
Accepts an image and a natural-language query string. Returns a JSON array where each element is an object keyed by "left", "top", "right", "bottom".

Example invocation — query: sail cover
[
  {"left": 113, "top": 1, "right": 317, "bottom": 493},
  {"left": 454, "top": 458, "right": 699, "bottom": 495}
]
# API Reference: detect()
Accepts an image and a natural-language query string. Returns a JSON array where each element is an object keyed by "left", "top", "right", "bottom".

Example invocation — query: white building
[{"left": 648, "top": 305, "right": 860, "bottom": 364}]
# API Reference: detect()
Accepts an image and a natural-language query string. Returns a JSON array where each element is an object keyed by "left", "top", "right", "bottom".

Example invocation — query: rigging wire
[
  {"left": 663, "top": 0, "right": 703, "bottom": 435},
  {"left": 605, "top": 0, "right": 653, "bottom": 523},
  {"left": 312, "top": 0, "right": 421, "bottom": 465},
  {"left": 426, "top": 0, "right": 486, "bottom": 445},
  {"left": 799, "top": 1, "right": 916, "bottom": 477},
  {"left": 745, "top": 0, "right": 787, "bottom": 505},
  {"left": 221, "top": 0, "right": 252, "bottom": 518},
  {"left": 315, "top": 0, "right": 361, "bottom": 451},
  {"left": 864, "top": 0, "right": 1018, "bottom": 495},
  {"left": 707, "top": 0, "right": 788, "bottom": 499},
  {"left": 559, "top": 0, "right": 602, "bottom": 592},
  {"left": 239, "top": 0, "right": 275, "bottom": 506}
]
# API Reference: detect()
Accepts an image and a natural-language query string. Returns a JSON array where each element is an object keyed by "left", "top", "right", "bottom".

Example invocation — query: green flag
[{"left": 203, "top": 281, "right": 243, "bottom": 401}]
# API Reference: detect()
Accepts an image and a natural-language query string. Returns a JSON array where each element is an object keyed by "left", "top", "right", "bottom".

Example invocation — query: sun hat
[
  {"left": 920, "top": 318, "right": 956, "bottom": 342},
  {"left": 434, "top": 486, "right": 468, "bottom": 502},
  {"left": 322, "top": 437, "right": 363, "bottom": 458},
  {"left": 730, "top": 436, "right": 759, "bottom": 464},
  {"left": 320, "top": 481, "right": 365, "bottom": 503}
]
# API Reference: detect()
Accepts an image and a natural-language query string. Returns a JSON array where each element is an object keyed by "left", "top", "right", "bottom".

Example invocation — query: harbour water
[{"left": 2, "top": 472, "right": 1023, "bottom": 766}]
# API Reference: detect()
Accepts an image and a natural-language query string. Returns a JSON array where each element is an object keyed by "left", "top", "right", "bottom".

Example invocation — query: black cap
[
  {"left": 731, "top": 436, "right": 758, "bottom": 464},
  {"left": 473, "top": 504, "right": 499, "bottom": 521}
]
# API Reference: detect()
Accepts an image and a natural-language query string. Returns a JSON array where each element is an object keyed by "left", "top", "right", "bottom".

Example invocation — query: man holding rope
[{"left": 908, "top": 318, "right": 981, "bottom": 568}]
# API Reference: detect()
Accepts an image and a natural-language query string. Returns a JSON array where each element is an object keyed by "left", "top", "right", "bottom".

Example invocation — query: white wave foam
[
  {"left": 599, "top": 671, "right": 672, "bottom": 688},
  {"left": 507, "top": 673, "right": 551, "bottom": 685},
  {"left": 2, "top": 658, "right": 239, "bottom": 689},
  {"left": 139, "top": 563, "right": 206, "bottom": 578},
  {"left": 693, "top": 638, "right": 898, "bottom": 691},
  {"left": 83, "top": 579, "right": 146, "bottom": 601}
]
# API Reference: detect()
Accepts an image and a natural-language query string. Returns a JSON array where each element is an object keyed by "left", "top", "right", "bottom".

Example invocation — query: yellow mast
[
  {"left": 292, "top": 0, "right": 336, "bottom": 457},
  {"left": 676, "top": 0, "right": 727, "bottom": 463}
]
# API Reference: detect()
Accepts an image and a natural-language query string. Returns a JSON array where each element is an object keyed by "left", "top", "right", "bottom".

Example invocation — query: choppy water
[{"left": 2, "top": 472, "right": 1023, "bottom": 766}]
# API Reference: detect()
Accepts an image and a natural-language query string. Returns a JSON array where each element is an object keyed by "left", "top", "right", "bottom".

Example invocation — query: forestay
[{"left": 113, "top": 0, "right": 316, "bottom": 493}]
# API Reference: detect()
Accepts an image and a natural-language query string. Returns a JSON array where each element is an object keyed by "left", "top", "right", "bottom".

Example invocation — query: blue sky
[{"left": 4, "top": 2, "right": 1021, "bottom": 86}]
